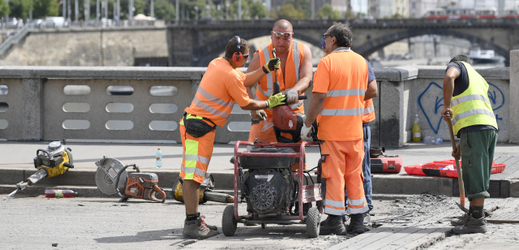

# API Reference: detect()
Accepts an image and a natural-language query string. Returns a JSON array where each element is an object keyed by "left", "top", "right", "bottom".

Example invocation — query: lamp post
[{"left": 194, "top": 5, "right": 198, "bottom": 19}]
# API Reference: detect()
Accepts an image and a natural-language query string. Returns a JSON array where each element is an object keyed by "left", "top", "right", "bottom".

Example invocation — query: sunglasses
[
  {"left": 272, "top": 31, "right": 293, "bottom": 40},
  {"left": 322, "top": 33, "right": 331, "bottom": 40}
]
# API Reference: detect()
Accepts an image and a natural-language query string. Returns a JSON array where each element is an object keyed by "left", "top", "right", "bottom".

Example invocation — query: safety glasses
[
  {"left": 242, "top": 54, "right": 249, "bottom": 59},
  {"left": 272, "top": 31, "right": 293, "bottom": 40}
]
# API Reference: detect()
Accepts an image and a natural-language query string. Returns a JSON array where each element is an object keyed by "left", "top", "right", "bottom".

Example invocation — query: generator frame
[{"left": 222, "top": 141, "right": 323, "bottom": 238}]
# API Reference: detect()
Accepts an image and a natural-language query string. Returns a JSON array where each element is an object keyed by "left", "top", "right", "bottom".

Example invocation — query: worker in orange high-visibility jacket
[
  {"left": 179, "top": 36, "right": 286, "bottom": 240},
  {"left": 245, "top": 19, "right": 313, "bottom": 170},
  {"left": 301, "top": 23, "right": 376, "bottom": 235}
]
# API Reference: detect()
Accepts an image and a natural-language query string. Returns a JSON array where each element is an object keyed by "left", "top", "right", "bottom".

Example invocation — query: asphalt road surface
[{"left": 2, "top": 194, "right": 519, "bottom": 250}]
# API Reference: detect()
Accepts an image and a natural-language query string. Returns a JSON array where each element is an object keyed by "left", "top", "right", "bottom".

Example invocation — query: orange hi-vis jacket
[
  {"left": 255, "top": 42, "right": 306, "bottom": 116},
  {"left": 362, "top": 99, "right": 375, "bottom": 123},
  {"left": 312, "top": 48, "right": 369, "bottom": 141},
  {"left": 185, "top": 57, "right": 252, "bottom": 127}
]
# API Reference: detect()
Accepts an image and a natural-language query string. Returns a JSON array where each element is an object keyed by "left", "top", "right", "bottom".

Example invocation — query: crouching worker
[{"left": 179, "top": 36, "right": 285, "bottom": 239}]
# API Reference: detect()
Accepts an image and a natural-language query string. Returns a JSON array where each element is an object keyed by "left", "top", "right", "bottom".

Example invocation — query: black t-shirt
[{"left": 446, "top": 62, "right": 496, "bottom": 136}]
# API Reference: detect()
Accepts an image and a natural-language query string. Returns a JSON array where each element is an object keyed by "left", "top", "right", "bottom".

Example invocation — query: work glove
[
  {"left": 301, "top": 123, "right": 314, "bottom": 141},
  {"left": 286, "top": 89, "right": 299, "bottom": 104},
  {"left": 251, "top": 109, "right": 267, "bottom": 121},
  {"left": 266, "top": 93, "right": 286, "bottom": 109},
  {"left": 263, "top": 58, "right": 281, "bottom": 73}
]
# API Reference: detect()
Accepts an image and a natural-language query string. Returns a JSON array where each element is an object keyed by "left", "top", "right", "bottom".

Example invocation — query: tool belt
[{"left": 183, "top": 113, "right": 216, "bottom": 138}]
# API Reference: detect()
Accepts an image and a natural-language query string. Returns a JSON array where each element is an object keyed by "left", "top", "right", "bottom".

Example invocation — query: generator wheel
[
  {"left": 306, "top": 207, "right": 320, "bottom": 238},
  {"left": 222, "top": 205, "right": 237, "bottom": 236}
]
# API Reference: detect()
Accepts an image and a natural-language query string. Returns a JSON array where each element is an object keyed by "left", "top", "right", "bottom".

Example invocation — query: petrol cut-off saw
[
  {"left": 3, "top": 140, "right": 74, "bottom": 201},
  {"left": 95, "top": 157, "right": 166, "bottom": 202}
]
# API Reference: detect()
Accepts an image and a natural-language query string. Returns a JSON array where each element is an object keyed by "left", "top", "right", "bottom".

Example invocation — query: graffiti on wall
[{"left": 417, "top": 81, "right": 504, "bottom": 134}]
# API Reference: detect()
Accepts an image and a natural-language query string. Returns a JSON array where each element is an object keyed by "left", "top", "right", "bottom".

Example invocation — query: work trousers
[
  {"left": 321, "top": 140, "right": 368, "bottom": 216},
  {"left": 179, "top": 118, "right": 216, "bottom": 184},
  {"left": 460, "top": 129, "right": 498, "bottom": 201},
  {"left": 344, "top": 122, "right": 373, "bottom": 212}
]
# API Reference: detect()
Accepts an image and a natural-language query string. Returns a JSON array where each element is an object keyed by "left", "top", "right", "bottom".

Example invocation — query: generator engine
[{"left": 239, "top": 147, "right": 297, "bottom": 215}]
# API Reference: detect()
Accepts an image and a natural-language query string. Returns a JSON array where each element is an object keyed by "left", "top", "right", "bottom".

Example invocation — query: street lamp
[{"left": 194, "top": 5, "right": 198, "bottom": 20}]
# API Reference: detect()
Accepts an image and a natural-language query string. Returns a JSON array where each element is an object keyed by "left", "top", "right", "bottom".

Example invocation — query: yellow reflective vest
[{"left": 451, "top": 61, "right": 498, "bottom": 135}]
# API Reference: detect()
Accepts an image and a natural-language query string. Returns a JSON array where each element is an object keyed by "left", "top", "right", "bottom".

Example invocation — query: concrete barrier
[{"left": 0, "top": 64, "right": 516, "bottom": 147}]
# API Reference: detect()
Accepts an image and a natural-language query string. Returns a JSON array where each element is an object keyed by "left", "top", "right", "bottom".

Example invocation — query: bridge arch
[{"left": 355, "top": 29, "right": 509, "bottom": 65}]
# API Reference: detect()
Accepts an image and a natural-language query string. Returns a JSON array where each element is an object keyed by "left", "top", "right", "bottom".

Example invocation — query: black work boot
[
  {"left": 347, "top": 213, "right": 365, "bottom": 234},
  {"left": 452, "top": 216, "right": 487, "bottom": 234},
  {"left": 182, "top": 216, "right": 219, "bottom": 239},
  {"left": 320, "top": 215, "right": 346, "bottom": 235}
]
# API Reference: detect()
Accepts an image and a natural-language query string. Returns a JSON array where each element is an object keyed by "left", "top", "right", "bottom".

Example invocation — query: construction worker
[
  {"left": 301, "top": 22, "right": 375, "bottom": 235},
  {"left": 245, "top": 19, "right": 313, "bottom": 143},
  {"left": 179, "top": 36, "right": 285, "bottom": 240},
  {"left": 442, "top": 54, "right": 498, "bottom": 234},
  {"left": 319, "top": 36, "right": 379, "bottom": 227}
]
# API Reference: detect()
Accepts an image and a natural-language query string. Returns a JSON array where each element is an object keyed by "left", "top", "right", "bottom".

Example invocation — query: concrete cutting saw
[{"left": 95, "top": 157, "right": 166, "bottom": 203}]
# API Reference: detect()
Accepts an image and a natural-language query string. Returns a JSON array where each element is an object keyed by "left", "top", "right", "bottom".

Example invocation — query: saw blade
[{"left": 94, "top": 158, "right": 127, "bottom": 195}]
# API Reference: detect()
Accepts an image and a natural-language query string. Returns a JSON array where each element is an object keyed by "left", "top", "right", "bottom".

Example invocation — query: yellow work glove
[
  {"left": 263, "top": 58, "right": 281, "bottom": 73},
  {"left": 266, "top": 93, "right": 286, "bottom": 109}
]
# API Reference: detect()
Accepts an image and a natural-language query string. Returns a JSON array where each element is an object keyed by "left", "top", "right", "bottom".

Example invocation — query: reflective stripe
[
  {"left": 293, "top": 42, "right": 300, "bottom": 82},
  {"left": 320, "top": 108, "right": 364, "bottom": 116},
  {"left": 452, "top": 108, "right": 497, "bottom": 127},
  {"left": 324, "top": 206, "right": 345, "bottom": 216},
  {"left": 193, "top": 97, "right": 231, "bottom": 119},
  {"left": 347, "top": 197, "right": 367, "bottom": 206},
  {"left": 325, "top": 198, "right": 345, "bottom": 208},
  {"left": 258, "top": 47, "right": 274, "bottom": 97},
  {"left": 347, "top": 206, "right": 369, "bottom": 214},
  {"left": 326, "top": 88, "right": 365, "bottom": 97},
  {"left": 198, "top": 87, "right": 235, "bottom": 109},
  {"left": 181, "top": 164, "right": 207, "bottom": 177},
  {"left": 364, "top": 104, "right": 374, "bottom": 115},
  {"left": 451, "top": 94, "right": 491, "bottom": 107}
]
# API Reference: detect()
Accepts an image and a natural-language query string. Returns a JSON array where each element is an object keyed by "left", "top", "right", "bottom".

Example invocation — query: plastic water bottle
[
  {"left": 434, "top": 137, "right": 443, "bottom": 145},
  {"left": 412, "top": 114, "right": 421, "bottom": 142},
  {"left": 156, "top": 148, "right": 163, "bottom": 169},
  {"left": 45, "top": 189, "right": 77, "bottom": 198},
  {"left": 423, "top": 136, "right": 435, "bottom": 144}
]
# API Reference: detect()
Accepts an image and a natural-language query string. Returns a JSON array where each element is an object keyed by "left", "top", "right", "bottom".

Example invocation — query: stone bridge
[{"left": 166, "top": 18, "right": 519, "bottom": 66}]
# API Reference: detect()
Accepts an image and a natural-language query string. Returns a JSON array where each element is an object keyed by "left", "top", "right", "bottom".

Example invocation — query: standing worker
[
  {"left": 301, "top": 22, "right": 374, "bottom": 235},
  {"left": 245, "top": 19, "right": 313, "bottom": 143},
  {"left": 441, "top": 54, "right": 498, "bottom": 234},
  {"left": 179, "top": 36, "right": 285, "bottom": 239},
  {"left": 319, "top": 36, "right": 378, "bottom": 228}
]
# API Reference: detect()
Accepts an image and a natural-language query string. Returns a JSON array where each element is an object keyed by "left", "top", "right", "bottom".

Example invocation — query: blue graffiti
[
  {"left": 487, "top": 82, "right": 505, "bottom": 110},
  {"left": 417, "top": 81, "right": 505, "bottom": 134},
  {"left": 418, "top": 82, "right": 444, "bottom": 134}
]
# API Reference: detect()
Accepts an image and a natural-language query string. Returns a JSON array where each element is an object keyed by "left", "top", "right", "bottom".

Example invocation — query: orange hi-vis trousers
[
  {"left": 179, "top": 118, "right": 216, "bottom": 184},
  {"left": 321, "top": 140, "right": 368, "bottom": 215}
]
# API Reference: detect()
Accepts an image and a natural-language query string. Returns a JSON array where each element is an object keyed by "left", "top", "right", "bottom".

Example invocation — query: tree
[
  {"left": 0, "top": 0, "right": 9, "bottom": 18},
  {"left": 286, "top": 0, "right": 309, "bottom": 18},
  {"left": 32, "top": 0, "right": 58, "bottom": 18},
  {"left": 249, "top": 0, "right": 266, "bottom": 19},
  {"left": 9, "top": 0, "right": 32, "bottom": 19},
  {"left": 278, "top": 3, "right": 306, "bottom": 19},
  {"left": 153, "top": 0, "right": 175, "bottom": 19},
  {"left": 316, "top": 3, "right": 339, "bottom": 19}
]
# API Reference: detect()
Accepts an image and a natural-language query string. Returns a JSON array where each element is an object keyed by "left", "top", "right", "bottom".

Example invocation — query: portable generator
[
  {"left": 239, "top": 147, "right": 298, "bottom": 215},
  {"left": 95, "top": 157, "right": 166, "bottom": 203},
  {"left": 222, "top": 141, "right": 322, "bottom": 238}
]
